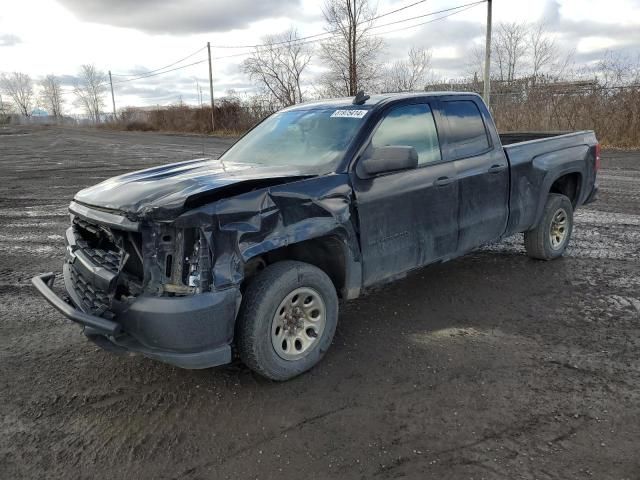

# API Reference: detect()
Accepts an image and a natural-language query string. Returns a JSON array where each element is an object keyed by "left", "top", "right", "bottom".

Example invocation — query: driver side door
[{"left": 351, "top": 101, "right": 459, "bottom": 287}]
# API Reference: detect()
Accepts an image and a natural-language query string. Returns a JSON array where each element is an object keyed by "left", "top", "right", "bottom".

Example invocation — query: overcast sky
[{"left": 1, "top": 0, "right": 639, "bottom": 112}]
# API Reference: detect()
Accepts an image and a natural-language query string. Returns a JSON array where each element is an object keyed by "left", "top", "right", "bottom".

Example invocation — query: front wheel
[
  {"left": 524, "top": 193, "right": 574, "bottom": 260},
  {"left": 236, "top": 261, "right": 338, "bottom": 381}
]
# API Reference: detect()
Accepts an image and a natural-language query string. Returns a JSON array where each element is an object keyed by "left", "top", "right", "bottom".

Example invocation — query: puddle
[
  {"left": 408, "top": 327, "right": 533, "bottom": 348},
  {"left": 607, "top": 295, "right": 640, "bottom": 313},
  {"left": 482, "top": 209, "right": 640, "bottom": 260}
]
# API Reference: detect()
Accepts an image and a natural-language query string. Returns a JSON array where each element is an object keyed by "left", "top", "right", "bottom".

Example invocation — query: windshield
[{"left": 220, "top": 108, "right": 370, "bottom": 172}]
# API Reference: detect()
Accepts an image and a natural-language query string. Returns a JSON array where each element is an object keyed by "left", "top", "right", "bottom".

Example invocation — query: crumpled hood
[{"left": 73, "top": 158, "right": 313, "bottom": 219}]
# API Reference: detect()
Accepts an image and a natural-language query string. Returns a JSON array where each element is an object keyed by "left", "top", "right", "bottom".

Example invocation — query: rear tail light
[{"left": 595, "top": 143, "right": 601, "bottom": 172}]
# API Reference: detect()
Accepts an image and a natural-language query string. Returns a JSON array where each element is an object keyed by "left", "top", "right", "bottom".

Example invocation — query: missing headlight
[{"left": 186, "top": 230, "right": 212, "bottom": 293}]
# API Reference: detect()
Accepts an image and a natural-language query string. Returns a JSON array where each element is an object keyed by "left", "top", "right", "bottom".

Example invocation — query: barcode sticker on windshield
[{"left": 331, "top": 109, "right": 368, "bottom": 119}]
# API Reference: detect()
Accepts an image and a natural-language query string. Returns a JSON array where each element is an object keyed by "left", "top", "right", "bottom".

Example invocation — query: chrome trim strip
[{"left": 69, "top": 201, "right": 140, "bottom": 232}]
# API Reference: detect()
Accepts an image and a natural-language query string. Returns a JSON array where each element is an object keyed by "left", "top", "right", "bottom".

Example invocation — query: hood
[{"left": 73, "top": 158, "right": 313, "bottom": 220}]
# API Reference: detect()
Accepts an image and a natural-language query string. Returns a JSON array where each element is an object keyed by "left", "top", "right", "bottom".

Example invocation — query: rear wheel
[
  {"left": 524, "top": 193, "right": 573, "bottom": 260},
  {"left": 236, "top": 260, "right": 338, "bottom": 381}
]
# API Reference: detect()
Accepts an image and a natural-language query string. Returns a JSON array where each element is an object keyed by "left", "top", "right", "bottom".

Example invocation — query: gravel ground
[{"left": 1, "top": 126, "right": 639, "bottom": 480}]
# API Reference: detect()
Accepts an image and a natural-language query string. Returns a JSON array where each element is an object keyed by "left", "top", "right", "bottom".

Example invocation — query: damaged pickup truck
[{"left": 33, "top": 91, "right": 599, "bottom": 380}]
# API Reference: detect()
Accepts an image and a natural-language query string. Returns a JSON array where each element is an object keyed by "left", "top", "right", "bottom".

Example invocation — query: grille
[
  {"left": 72, "top": 217, "right": 125, "bottom": 274},
  {"left": 79, "top": 245, "right": 122, "bottom": 274},
  {"left": 68, "top": 216, "right": 128, "bottom": 319},
  {"left": 69, "top": 266, "right": 115, "bottom": 319},
  {"left": 72, "top": 217, "right": 141, "bottom": 278},
  {"left": 67, "top": 215, "right": 145, "bottom": 317}
]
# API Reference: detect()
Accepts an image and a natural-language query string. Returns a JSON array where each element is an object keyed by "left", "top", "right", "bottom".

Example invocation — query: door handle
[
  {"left": 488, "top": 164, "right": 506, "bottom": 174},
  {"left": 435, "top": 176, "right": 454, "bottom": 187}
]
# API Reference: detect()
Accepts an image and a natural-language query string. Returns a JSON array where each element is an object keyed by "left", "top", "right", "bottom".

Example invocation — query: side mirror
[{"left": 359, "top": 145, "right": 418, "bottom": 177}]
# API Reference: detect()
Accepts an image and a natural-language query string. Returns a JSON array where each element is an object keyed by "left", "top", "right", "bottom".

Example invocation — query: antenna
[{"left": 352, "top": 91, "right": 370, "bottom": 105}]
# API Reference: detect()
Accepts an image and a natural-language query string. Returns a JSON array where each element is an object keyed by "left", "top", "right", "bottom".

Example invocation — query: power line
[
  {"left": 371, "top": 1, "right": 483, "bottom": 35},
  {"left": 51, "top": 0, "right": 486, "bottom": 98},
  {"left": 210, "top": 0, "right": 482, "bottom": 50},
  {"left": 55, "top": 58, "right": 208, "bottom": 96},
  {"left": 110, "top": 46, "right": 206, "bottom": 77},
  {"left": 369, "top": 0, "right": 484, "bottom": 32},
  {"left": 51, "top": 48, "right": 210, "bottom": 97},
  {"left": 90, "top": 0, "right": 484, "bottom": 83},
  {"left": 211, "top": 29, "right": 330, "bottom": 50},
  {"left": 209, "top": 0, "right": 432, "bottom": 49},
  {"left": 212, "top": 0, "right": 485, "bottom": 60},
  {"left": 369, "top": 0, "right": 432, "bottom": 22},
  {"left": 111, "top": 59, "right": 208, "bottom": 84},
  {"left": 51, "top": 0, "right": 486, "bottom": 104}
]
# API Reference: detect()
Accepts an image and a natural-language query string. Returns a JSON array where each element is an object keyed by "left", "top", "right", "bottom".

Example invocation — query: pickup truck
[{"left": 33, "top": 91, "right": 599, "bottom": 380}]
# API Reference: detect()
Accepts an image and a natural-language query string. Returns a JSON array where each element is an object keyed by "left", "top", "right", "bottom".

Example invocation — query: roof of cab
[{"left": 281, "top": 91, "right": 482, "bottom": 112}]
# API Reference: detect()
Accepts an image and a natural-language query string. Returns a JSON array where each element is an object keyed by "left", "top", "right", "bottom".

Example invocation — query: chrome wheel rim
[
  {"left": 549, "top": 207, "right": 569, "bottom": 249},
  {"left": 271, "top": 287, "right": 326, "bottom": 361}
]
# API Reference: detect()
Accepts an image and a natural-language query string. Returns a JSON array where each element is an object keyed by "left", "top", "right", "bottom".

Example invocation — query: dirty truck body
[{"left": 33, "top": 92, "right": 599, "bottom": 380}]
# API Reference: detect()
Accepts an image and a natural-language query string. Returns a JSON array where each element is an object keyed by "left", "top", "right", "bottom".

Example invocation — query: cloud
[
  {"left": 376, "top": 3, "right": 640, "bottom": 80},
  {"left": 56, "top": 0, "right": 304, "bottom": 34},
  {"left": 544, "top": 18, "right": 640, "bottom": 68},
  {"left": 108, "top": 67, "right": 256, "bottom": 107},
  {"left": 379, "top": 18, "right": 483, "bottom": 61},
  {"left": 542, "top": 0, "right": 561, "bottom": 24},
  {"left": 0, "top": 34, "right": 21, "bottom": 47}
]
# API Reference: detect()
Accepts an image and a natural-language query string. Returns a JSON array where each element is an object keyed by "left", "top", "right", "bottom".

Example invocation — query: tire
[
  {"left": 524, "top": 193, "right": 574, "bottom": 260},
  {"left": 236, "top": 260, "right": 339, "bottom": 381}
]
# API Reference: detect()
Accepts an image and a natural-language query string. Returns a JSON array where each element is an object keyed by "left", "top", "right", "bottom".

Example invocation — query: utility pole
[
  {"left": 207, "top": 41, "right": 215, "bottom": 132},
  {"left": 351, "top": 0, "right": 357, "bottom": 96},
  {"left": 483, "top": 0, "right": 492, "bottom": 108},
  {"left": 108, "top": 70, "right": 117, "bottom": 119}
]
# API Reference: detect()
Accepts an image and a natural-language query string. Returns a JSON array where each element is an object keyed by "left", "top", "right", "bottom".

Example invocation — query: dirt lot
[{"left": 1, "top": 126, "right": 639, "bottom": 480}]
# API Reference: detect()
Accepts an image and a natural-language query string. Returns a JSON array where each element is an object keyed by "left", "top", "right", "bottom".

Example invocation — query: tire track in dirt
[{"left": 2, "top": 127, "right": 639, "bottom": 480}]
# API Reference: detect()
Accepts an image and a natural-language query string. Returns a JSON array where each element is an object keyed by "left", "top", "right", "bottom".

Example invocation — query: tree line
[
  {"left": 2, "top": 0, "right": 639, "bottom": 131},
  {"left": 243, "top": 0, "right": 432, "bottom": 106},
  {"left": 0, "top": 65, "right": 107, "bottom": 122},
  {"left": 238, "top": 0, "right": 639, "bottom": 108}
]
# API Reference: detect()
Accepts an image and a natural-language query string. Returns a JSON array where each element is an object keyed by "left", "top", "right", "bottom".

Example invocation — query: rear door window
[
  {"left": 442, "top": 100, "right": 490, "bottom": 158},
  {"left": 371, "top": 103, "right": 441, "bottom": 165}
]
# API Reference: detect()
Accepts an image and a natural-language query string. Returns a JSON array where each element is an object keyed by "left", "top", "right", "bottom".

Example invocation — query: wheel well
[
  {"left": 243, "top": 236, "right": 348, "bottom": 298},
  {"left": 550, "top": 172, "right": 581, "bottom": 206}
]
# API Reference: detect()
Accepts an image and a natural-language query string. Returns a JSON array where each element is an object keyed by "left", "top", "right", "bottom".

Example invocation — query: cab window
[
  {"left": 371, "top": 104, "right": 441, "bottom": 165},
  {"left": 441, "top": 100, "right": 490, "bottom": 158}
]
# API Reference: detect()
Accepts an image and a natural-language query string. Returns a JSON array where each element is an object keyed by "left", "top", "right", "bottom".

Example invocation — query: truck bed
[
  {"left": 501, "top": 130, "right": 596, "bottom": 165},
  {"left": 499, "top": 131, "right": 572, "bottom": 146},
  {"left": 499, "top": 129, "right": 598, "bottom": 237}
]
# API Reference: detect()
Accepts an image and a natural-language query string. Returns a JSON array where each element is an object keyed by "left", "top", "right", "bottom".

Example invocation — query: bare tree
[
  {"left": 40, "top": 74, "right": 64, "bottom": 117},
  {"left": 0, "top": 72, "right": 34, "bottom": 116},
  {"left": 242, "top": 28, "right": 312, "bottom": 107},
  {"left": 464, "top": 41, "right": 487, "bottom": 79},
  {"left": 73, "top": 64, "right": 106, "bottom": 122},
  {"left": 529, "top": 22, "right": 557, "bottom": 80},
  {"left": 596, "top": 51, "right": 640, "bottom": 87},
  {"left": 381, "top": 47, "right": 432, "bottom": 93},
  {"left": 0, "top": 94, "right": 15, "bottom": 116},
  {"left": 319, "top": 0, "right": 384, "bottom": 96},
  {"left": 493, "top": 22, "right": 528, "bottom": 82}
]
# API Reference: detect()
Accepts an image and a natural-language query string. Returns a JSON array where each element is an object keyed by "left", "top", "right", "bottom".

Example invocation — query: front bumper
[{"left": 32, "top": 272, "right": 241, "bottom": 369}]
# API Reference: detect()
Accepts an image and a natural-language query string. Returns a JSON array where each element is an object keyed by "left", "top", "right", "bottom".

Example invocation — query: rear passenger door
[
  {"left": 351, "top": 101, "right": 459, "bottom": 286},
  {"left": 440, "top": 98, "right": 509, "bottom": 253}
]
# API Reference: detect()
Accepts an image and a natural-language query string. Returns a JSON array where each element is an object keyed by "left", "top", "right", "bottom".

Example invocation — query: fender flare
[
  {"left": 530, "top": 145, "right": 588, "bottom": 229},
  {"left": 241, "top": 224, "right": 363, "bottom": 300},
  {"left": 531, "top": 167, "right": 583, "bottom": 228}
]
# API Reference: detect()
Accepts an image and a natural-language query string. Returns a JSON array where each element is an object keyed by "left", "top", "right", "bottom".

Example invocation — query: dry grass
[
  {"left": 111, "top": 98, "right": 272, "bottom": 136},
  {"left": 491, "top": 85, "right": 640, "bottom": 148},
  {"left": 108, "top": 79, "right": 640, "bottom": 147},
  {"left": 429, "top": 77, "right": 640, "bottom": 147}
]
